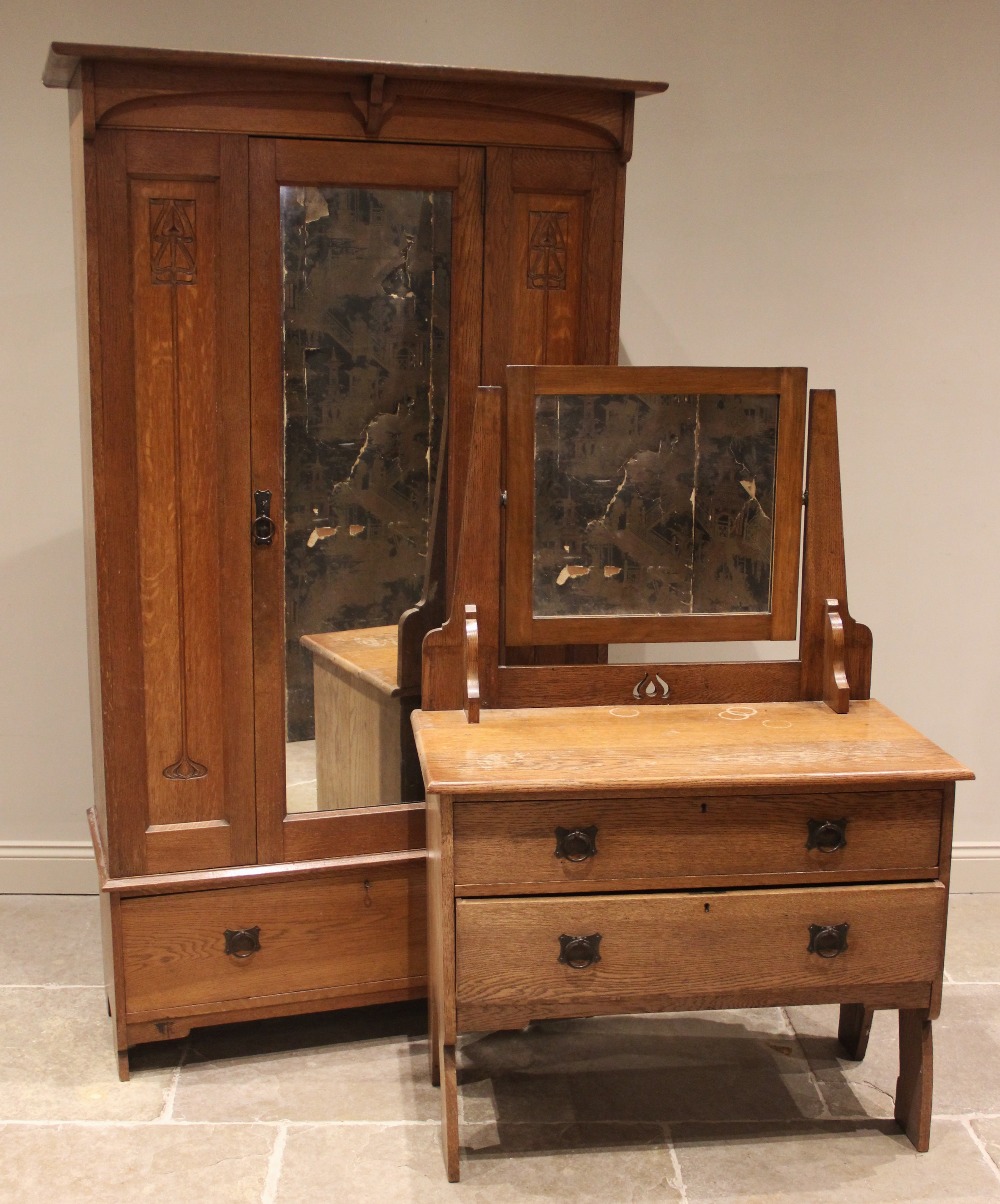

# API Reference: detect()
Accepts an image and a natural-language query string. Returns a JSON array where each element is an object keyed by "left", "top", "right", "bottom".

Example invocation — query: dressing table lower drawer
[
  {"left": 120, "top": 864, "right": 426, "bottom": 1017},
  {"left": 455, "top": 881, "right": 946, "bottom": 1025},
  {"left": 452, "top": 790, "right": 943, "bottom": 891}
]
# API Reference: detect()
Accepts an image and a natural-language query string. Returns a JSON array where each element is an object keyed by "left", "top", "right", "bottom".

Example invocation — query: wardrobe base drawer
[
  {"left": 455, "top": 882, "right": 945, "bottom": 1028},
  {"left": 120, "top": 863, "right": 426, "bottom": 1018}
]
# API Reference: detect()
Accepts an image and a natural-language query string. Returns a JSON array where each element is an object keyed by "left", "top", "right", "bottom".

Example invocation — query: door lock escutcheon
[{"left": 252, "top": 489, "right": 276, "bottom": 546}]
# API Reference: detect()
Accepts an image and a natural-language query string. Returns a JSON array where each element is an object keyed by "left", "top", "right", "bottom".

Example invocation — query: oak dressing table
[{"left": 414, "top": 365, "right": 972, "bottom": 1180}]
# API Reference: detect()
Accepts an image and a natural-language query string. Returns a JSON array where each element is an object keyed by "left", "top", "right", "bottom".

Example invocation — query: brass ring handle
[
  {"left": 807, "top": 922, "right": 849, "bottom": 958},
  {"left": 224, "top": 926, "right": 261, "bottom": 958},
  {"left": 554, "top": 825, "right": 598, "bottom": 862},
  {"left": 558, "top": 932, "right": 602, "bottom": 969},
  {"left": 806, "top": 818, "right": 848, "bottom": 854}
]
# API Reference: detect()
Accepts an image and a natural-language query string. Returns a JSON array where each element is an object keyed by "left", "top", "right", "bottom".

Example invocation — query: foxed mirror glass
[
  {"left": 281, "top": 183, "right": 451, "bottom": 812},
  {"left": 504, "top": 366, "right": 807, "bottom": 647}
]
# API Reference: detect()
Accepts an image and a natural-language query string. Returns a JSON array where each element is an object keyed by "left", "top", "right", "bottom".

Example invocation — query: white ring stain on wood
[{"left": 719, "top": 706, "right": 758, "bottom": 721}]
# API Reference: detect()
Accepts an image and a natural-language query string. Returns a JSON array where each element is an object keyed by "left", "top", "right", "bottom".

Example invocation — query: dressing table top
[{"left": 412, "top": 699, "right": 973, "bottom": 796}]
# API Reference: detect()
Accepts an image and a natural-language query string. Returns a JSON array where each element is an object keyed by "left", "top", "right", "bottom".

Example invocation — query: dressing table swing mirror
[{"left": 414, "top": 364, "right": 973, "bottom": 1181}]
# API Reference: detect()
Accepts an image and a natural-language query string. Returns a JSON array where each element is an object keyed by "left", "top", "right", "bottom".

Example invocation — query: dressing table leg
[
  {"left": 440, "top": 1041, "right": 460, "bottom": 1181},
  {"left": 428, "top": 993, "right": 440, "bottom": 1087},
  {"left": 895, "top": 1008, "right": 933, "bottom": 1151},
  {"left": 838, "top": 1003, "right": 874, "bottom": 1060}
]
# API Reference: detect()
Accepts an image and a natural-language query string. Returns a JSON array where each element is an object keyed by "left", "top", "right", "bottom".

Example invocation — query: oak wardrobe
[{"left": 44, "top": 42, "right": 665, "bottom": 1074}]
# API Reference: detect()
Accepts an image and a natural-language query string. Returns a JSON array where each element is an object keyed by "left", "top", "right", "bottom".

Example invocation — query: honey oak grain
[
  {"left": 120, "top": 862, "right": 426, "bottom": 1015},
  {"left": 452, "top": 788, "right": 944, "bottom": 891},
  {"left": 44, "top": 43, "right": 667, "bottom": 96},
  {"left": 800, "top": 391, "right": 873, "bottom": 700},
  {"left": 838, "top": 1003, "right": 875, "bottom": 1060},
  {"left": 311, "top": 660, "right": 403, "bottom": 810},
  {"left": 823, "top": 599, "right": 851, "bottom": 713},
  {"left": 124, "top": 979, "right": 427, "bottom": 1047},
  {"left": 454, "top": 883, "right": 945, "bottom": 1023},
  {"left": 418, "top": 360, "right": 969, "bottom": 1176},
  {"left": 896, "top": 1008, "right": 934, "bottom": 1151},
  {"left": 414, "top": 699, "right": 973, "bottom": 796},
  {"left": 301, "top": 626, "right": 402, "bottom": 697},
  {"left": 58, "top": 43, "right": 660, "bottom": 1070}
]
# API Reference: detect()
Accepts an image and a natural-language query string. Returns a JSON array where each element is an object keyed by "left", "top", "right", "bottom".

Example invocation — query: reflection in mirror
[
  {"left": 533, "top": 392, "right": 779, "bottom": 619},
  {"left": 280, "top": 185, "right": 451, "bottom": 812}
]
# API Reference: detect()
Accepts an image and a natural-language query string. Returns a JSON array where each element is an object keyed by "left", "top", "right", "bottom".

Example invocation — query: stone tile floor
[{"left": 2, "top": 893, "right": 1000, "bottom": 1202}]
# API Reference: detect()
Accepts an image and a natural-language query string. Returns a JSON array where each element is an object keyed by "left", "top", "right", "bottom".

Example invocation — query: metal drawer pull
[
  {"left": 558, "top": 932, "right": 602, "bottom": 969},
  {"left": 224, "top": 926, "right": 261, "bottom": 958},
  {"left": 806, "top": 817, "right": 848, "bottom": 853},
  {"left": 808, "top": 922, "right": 849, "bottom": 958},
  {"left": 554, "top": 825, "right": 598, "bottom": 862}
]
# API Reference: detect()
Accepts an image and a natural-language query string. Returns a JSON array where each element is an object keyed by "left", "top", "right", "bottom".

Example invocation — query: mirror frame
[
  {"left": 503, "top": 364, "right": 807, "bottom": 647},
  {"left": 248, "top": 137, "right": 484, "bottom": 857}
]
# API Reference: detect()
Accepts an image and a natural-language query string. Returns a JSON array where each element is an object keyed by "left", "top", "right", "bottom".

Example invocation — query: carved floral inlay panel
[
  {"left": 163, "top": 753, "right": 208, "bottom": 781},
  {"left": 149, "top": 199, "right": 197, "bottom": 286},
  {"left": 147, "top": 195, "right": 208, "bottom": 781},
  {"left": 527, "top": 210, "right": 568, "bottom": 291}
]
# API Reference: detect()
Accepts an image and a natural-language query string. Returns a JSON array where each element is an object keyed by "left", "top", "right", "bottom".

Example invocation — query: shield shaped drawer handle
[
  {"left": 558, "top": 933, "right": 602, "bottom": 969},
  {"left": 224, "top": 926, "right": 261, "bottom": 958},
  {"left": 808, "top": 923, "right": 849, "bottom": 958},
  {"left": 806, "top": 818, "right": 848, "bottom": 853},
  {"left": 554, "top": 826, "right": 598, "bottom": 862}
]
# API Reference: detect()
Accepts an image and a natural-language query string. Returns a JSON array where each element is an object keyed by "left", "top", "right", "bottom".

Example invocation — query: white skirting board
[
  {"left": 0, "top": 842, "right": 99, "bottom": 894},
  {"left": 1, "top": 841, "right": 998, "bottom": 895},
  {"left": 950, "top": 844, "right": 1000, "bottom": 893}
]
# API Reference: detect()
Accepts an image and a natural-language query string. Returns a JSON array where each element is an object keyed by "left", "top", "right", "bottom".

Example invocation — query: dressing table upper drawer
[{"left": 451, "top": 789, "right": 944, "bottom": 893}]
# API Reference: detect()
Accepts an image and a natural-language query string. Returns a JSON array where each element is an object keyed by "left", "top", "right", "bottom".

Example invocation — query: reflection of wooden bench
[{"left": 300, "top": 626, "right": 421, "bottom": 809}]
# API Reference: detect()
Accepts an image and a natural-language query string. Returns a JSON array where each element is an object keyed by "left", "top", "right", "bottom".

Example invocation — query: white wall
[{"left": 2, "top": 0, "right": 996, "bottom": 891}]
